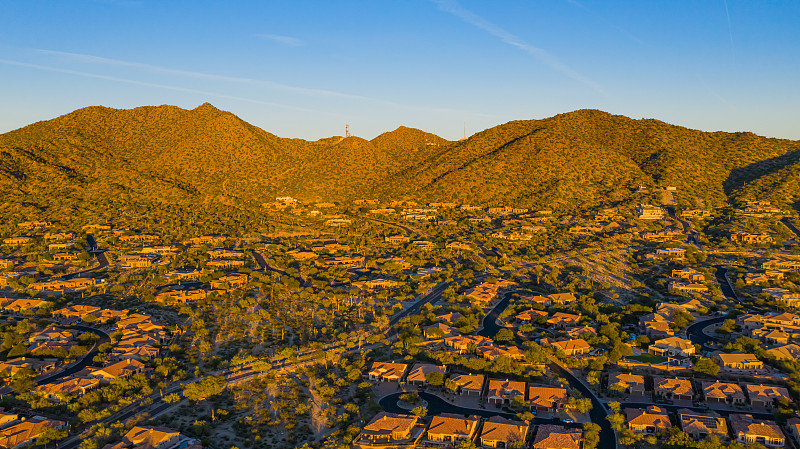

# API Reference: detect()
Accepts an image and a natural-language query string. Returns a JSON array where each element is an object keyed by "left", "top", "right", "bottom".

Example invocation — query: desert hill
[{"left": 0, "top": 103, "right": 798, "bottom": 219}]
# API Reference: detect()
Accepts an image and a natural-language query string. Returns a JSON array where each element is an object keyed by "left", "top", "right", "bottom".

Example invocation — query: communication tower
[{"left": 345, "top": 124, "right": 351, "bottom": 138}]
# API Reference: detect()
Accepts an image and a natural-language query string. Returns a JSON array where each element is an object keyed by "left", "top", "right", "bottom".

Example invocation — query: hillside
[{"left": 0, "top": 104, "right": 798, "bottom": 220}]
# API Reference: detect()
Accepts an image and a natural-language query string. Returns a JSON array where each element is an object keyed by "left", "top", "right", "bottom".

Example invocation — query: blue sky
[{"left": 1, "top": 0, "right": 798, "bottom": 140}]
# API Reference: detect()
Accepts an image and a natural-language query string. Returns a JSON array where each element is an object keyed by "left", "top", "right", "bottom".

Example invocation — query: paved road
[
  {"left": 385, "top": 282, "right": 448, "bottom": 340},
  {"left": 686, "top": 316, "right": 727, "bottom": 353},
  {"left": 477, "top": 293, "right": 513, "bottom": 339},
  {"left": 363, "top": 217, "right": 416, "bottom": 237},
  {"left": 714, "top": 265, "right": 738, "bottom": 301},
  {"left": 781, "top": 217, "right": 800, "bottom": 239}
]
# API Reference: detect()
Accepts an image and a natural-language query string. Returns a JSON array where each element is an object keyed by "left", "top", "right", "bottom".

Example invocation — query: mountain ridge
[{"left": 0, "top": 103, "right": 798, "bottom": 218}]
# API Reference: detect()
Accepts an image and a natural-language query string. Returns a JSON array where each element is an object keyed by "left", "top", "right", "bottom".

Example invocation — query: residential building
[
  {"left": 731, "top": 232, "right": 773, "bottom": 244},
  {"left": 625, "top": 406, "right": 672, "bottom": 433},
  {"left": 424, "top": 323, "right": 458, "bottom": 339},
  {"left": 671, "top": 268, "right": 705, "bottom": 282},
  {"left": 209, "top": 273, "right": 249, "bottom": 290},
  {"left": 477, "top": 345, "right": 524, "bottom": 361},
  {"left": 86, "top": 359, "right": 145, "bottom": 382},
  {"left": 479, "top": 417, "right": 530, "bottom": 448},
  {"left": 669, "top": 282, "right": 709, "bottom": 294},
  {"left": 486, "top": 379, "right": 526, "bottom": 405},
  {"left": 52, "top": 305, "right": 101, "bottom": 322},
  {"left": 384, "top": 235, "right": 410, "bottom": 244},
  {"left": 715, "top": 353, "right": 764, "bottom": 372},
  {"left": 636, "top": 204, "right": 665, "bottom": 220},
  {"left": 766, "top": 344, "right": 800, "bottom": 361},
  {"left": 444, "top": 335, "right": 493, "bottom": 352},
  {"left": 0, "top": 357, "right": 57, "bottom": 376},
  {"left": 547, "top": 312, "right": 581, "bottom": 329},
  {"left": 34, "top": 376, "right": 100, "bottom": 402},
  {"left": 356, "top": 412, "right": 423, "bottom": 447},
  {"left": 609, "top": 373, "right": 646, "bottom": 396},
  {"left": 423, "top": 414, "right": 480, "bottom": 447},
  {"left": 544, "top": 338, "right": 591, "bottom": 356},
  {"left": 702, "top": 381, "right": 746, "bottom": 405},
  {"left": 763, "top": 288, "right": 800, "bottom": 306},
  {"left": 729, "top": 414, "right": 785, "bottom": 447},
  {"left": 565, "top": 326, "right": 596, "bottom": 338},
  {"left": 367, "top": 362, "right": 408, "bottom": 382},
  {"left": 102, "top": 426, "right": 198, "bottom": 449},
  {"left": 406, "top": 363, "right": 446, "bottom": 386},
  {"left": 677, "top": 409, "right": 728, "bottom": 440},
  {"left": 649, "top": 337, "right": 696, "bottom": 358},
  {"left": 30, "top": 277, "right": 96, "bottom": 292},
  {"left": 655, "top": 248, "right": 686, "bottom": 260},
  {"left": 0, "top": 417, "right": 67, "bottom": 449},
  {"left": 653, "top": 377, "right": 693, "bottom": 401},
  {"left": 450, "top": 374, "right": 484, "bottom": 396},
  {"left": 744, "top": 384, "right": 792, "bottom": 409},
  {"left": 532, "top": 424, "right": 581, "bottom": 449},
  {"left": 527, "top": 385, "right": 568, "bottom": 411}
]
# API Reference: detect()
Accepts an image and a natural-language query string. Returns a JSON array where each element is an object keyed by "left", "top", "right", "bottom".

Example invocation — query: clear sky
[{"left": 1, "top": 0, "right": 798, "bottom": 141}]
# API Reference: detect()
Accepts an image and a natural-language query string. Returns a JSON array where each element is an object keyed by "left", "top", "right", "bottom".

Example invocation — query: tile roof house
[
  {"left": 786, "top": 418, "right": 800, "bottom": 443},
  {"left": 715, "top": 353, "right": 764, "bottom": 373},
  {"left": 86, "top": 359, "right": 145, "bottom": 382},
  {"left": 479, "top": 417, "right": 530, "bottom": 448},
  {"left": 544, "top": 338, "right": 591, "bottom": 356},
  {"left": 367, "top": 361, "right": 408, "bottom": 382},
  {"left": 527, "top": 385, "right": 568, "bottom": 411},
  {"left": 546, "top": 312, "right": 581, "bottom": 329},
  {"left": 766, "top": 344, "right": 800, "bottom": 361},
  {"left": 702, "top": 381, "right": 746, "bottom": 405},
  {"left": 677, "top": 409, "right": 728, "bottom": 440},
  {"left": 406, "top": 363, "right": 446, "bottom": 386},
  {"left": 532, "top": 424, "right": 581, "bottom": 449},
  {"left": 565, "top": 325, "right": 596, "bottom": 338},
  {"left": 625, "top": 406, "right": 672, "bottom": 433},
  {"left": 357, "top": 412, "right": 423, "bottom": 446},
  {"left": 101, "top": 426, "right": 191, "bottom": 449},
  {"left": 486, "top": 379, "right": 526, "bottom": 405},
  {"left": 34, "top": 376, "right": 101, "bottom": 402},
  {"left": 450, "top": 373, "right": 485, "bottom": 396},
  {"left": 649, "top": 337, "right": 696, "bottom": 357},
  {"left": 444, "top": 335, "right": 493, "bottom": 353},
  {"left": 0, "top": 417, "right": 67, "bottom": 449},
  {"left": 744, "top": 384, "right": 792, "bottom": 409},
  {"left": 609, "top": 373, "right": 646, "bottom": 396},
  {"left": 423, "top": 413, "right": 480, "bottom": 446},
  {"left": 729, "top": 414, "right": 785, "bottom": 447},
  {"left": 653, "top": 377, "right": 693, "bottom": 401},
  {"left": 516, "top": 309, "right": 548, "bottom": 324},
  {"left": 424, "top": 323, "right": 458, "bottom": 339},
  {"left": 477, "top": 344, "right": 525, "bottom": 361}
]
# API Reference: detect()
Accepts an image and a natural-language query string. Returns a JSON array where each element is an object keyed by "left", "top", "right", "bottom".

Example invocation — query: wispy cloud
[
  {"left": 33, "top": 48, "right": 366, "bottom": 100},
  {"left": 254, "top": 33, "right": 303, "bottom": 47},
  {"left": 722, "top": 0, "right": 735, "bottom": 66},
  {"left": 0, "top": 58, "right": 335, "bottom": 115},
  {"left": 565, "top": 0, "right": 644, "bottom": 45},
  {"left": 433, "top": 0, "right": 605, "bottom": 94}
]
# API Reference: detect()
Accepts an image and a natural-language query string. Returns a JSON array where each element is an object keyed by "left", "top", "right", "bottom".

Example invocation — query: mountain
[{"left": 0, "top": 104, "right": 798, "bottom": 221}]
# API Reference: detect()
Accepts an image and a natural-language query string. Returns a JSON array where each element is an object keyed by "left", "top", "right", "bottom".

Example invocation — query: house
[
  {"left": 680, "top": 208, "right": 712, "bottom": 219},
  {"left": 86, "top": 359, "right": 145, "bottom": 382},
  {"left": 516, "top": 309, "right": 547, "bottom": 324},
  {"left": 544, "top": 338, "right": 591, "bottom": 356},
  {"left": 207, "top": 249, "right": 244, "bottom": 259},
  {"left": 787, "top": 418, "right": 800, "bottom": 444},
  {"left": 52, "top": 305, "right": 102, "bottom": 322},
  {"left": 609, "top": 373, "right": 646, "bottom": 396},
  {"left": 0, "top": 298, "right": 48, "bottom": 314},
  {"left": 642, "top": 320, "right": 674, "bottom": 338},
  {"left": 486, "top": 379, "right": 526, "bottom": 405},
  {"left": 316, "top": 256, "right": 364, "bottom": 269},
  {"left": 34, "top": 376, "right": 100, "bottom": 402},
  {"left": 565, "top": 326, "right": 596, "bottom": 338},
  {"left": 649, "top": 337, "right": 696, "bottom": 357},
  {"left": 367, "top": 361, "right": 408, "bottom": 382},
  {"left": 411, "top": 240, "right": 436, "bottom": 251},
  {"left": 437, "top": 312, "right": 465, "bottom": 325},
  {"left": 206, "top": 259, "right": 246, "bottom": 270},
  {"left": 549, "top": 293, "right": 576, "bottom": 305},
  {"left": 479, "top": 417, "right": 530, "bottom": 448},
  {"left": 669, "top": 282, "right": 709, "bottom": 294},
  {"left": 671, "top": 268, "right": 706, "bottom": 282},
  {"left": 677, "top": 409, "right": 728, "bottom": 440},
  {"left": 102, "top": 426, "right": 197, "bottom": 449},
  {"left": 356, "top": 412, "right": 423, "bottom": 446},
  {"left": 763, "top": 288, "right": 800, "bottom": 307},
  {"left": 209, "top": 273, "right": 249, "bottom": 290},
  {"left": 446, "top": 241, "right": 473, "bottom": 251},
  {"left": 532, "top": 424, "right": 581, "bottom": 449},
  {"left": 0, "top": 357, "right": 57, "bottom": 376},
  {"left": 702, "top": 381, "right": 746, "bottom": 404},
  {"left": 424, "top": 323, "right": 458, "bottom": 339},
  {"left": 30, "top": 277, "right": 96, "bottom": 292},
  {"left": 729, "top": 414, "right": 785, "bottom": 447},
  {"left": 636, "top": 204, "right": 665, "bottom": 220},
  {"left": 744, "top": 384, "right": 792, "bottom": 409},
  {"left": 423, "top": 414, "right": 479, "bottom": 447},
  {"left": 28, "top": 326, "right": 77, "bottom": 344},
  {"left": 765, "top": 344, "right": 800, "bottom": 361},
  {"left": 477, "top": 345, "right": 525, "bottom": 361},
  {"left": 752, "top": 328, "right": 789, "bottom": 345},
  {"left": 384, "top": 235, "right": 410, "bottom": 244},
  {"left": 522, "top": 295, "right": 552, "bottom": 306},
  {"left": 715, "top": 353, "right": 764, "bottom": 372},
  {"left": 625, "top": 406, "right": 672, "bottom": 433},
  {"left": 655, "top": 248, "right": 686, "bottom": 260},
  {"left": 406, "top": 363, "right": 446, "bottom": 386},
  {"left": 762, "top": 260, "right": 800, "bottom": 271},
  {"left": 155, "top": 289, "right": 209, "bottom": 304},
  {"left": 730, "top": 232, "right": 773, "bottom": 244},
  {"left": 527, "top": 385, "right": 568, "bottom": 411},
  {"left": 450, "top": 373, "right": 484, "bottom": 396},
  {"left": 547, "top": 312, "right": 581, "bottom": 329},
  {"left": 653, "top": 377, "right": 693, "bottom": 401},
  {"left": 444, "top": 335, "right": 493, "bottom": 352},
  {"left": 110, "top": 345, "right": 160, "bottom": 362},
  {"left": 0, "top": 417, "right": 67, "bottom": 449},
  {"left": 117, "top": 255, "right": 153, "bottom": 269}
]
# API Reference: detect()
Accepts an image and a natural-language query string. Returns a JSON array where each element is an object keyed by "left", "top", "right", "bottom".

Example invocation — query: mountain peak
[{"left": 193, "top": 102, "right": 220, "bottom": 112}]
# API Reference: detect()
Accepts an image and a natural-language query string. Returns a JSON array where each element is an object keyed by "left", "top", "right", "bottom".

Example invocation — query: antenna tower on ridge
[{"left": 345, "top": 124, "right": 351, "bottom": 138}]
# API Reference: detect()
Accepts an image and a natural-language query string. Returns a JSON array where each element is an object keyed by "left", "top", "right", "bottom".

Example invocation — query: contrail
[
  {"left": 723, "top": 0, "right": 735, "bottom": 65},
  {"left": 0, "top": 58, "right": 336, "bottom": 116},
  {"left": 434, "top": 0, "right": 606, "bottom": 95}
]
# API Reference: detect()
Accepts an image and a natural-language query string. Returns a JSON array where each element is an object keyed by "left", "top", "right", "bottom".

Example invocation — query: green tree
[
  {"left": 426, "top": 371, "right": 444, "bottom": 387},
  {"left": 495, "top": 328, "right": 514, "bottom": 343},
  {"left": 183, "top": 376, "right": 226, "bottom": 402},
  {"left": 693, "top": 357, "right": 720, "bottom": 376}
]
